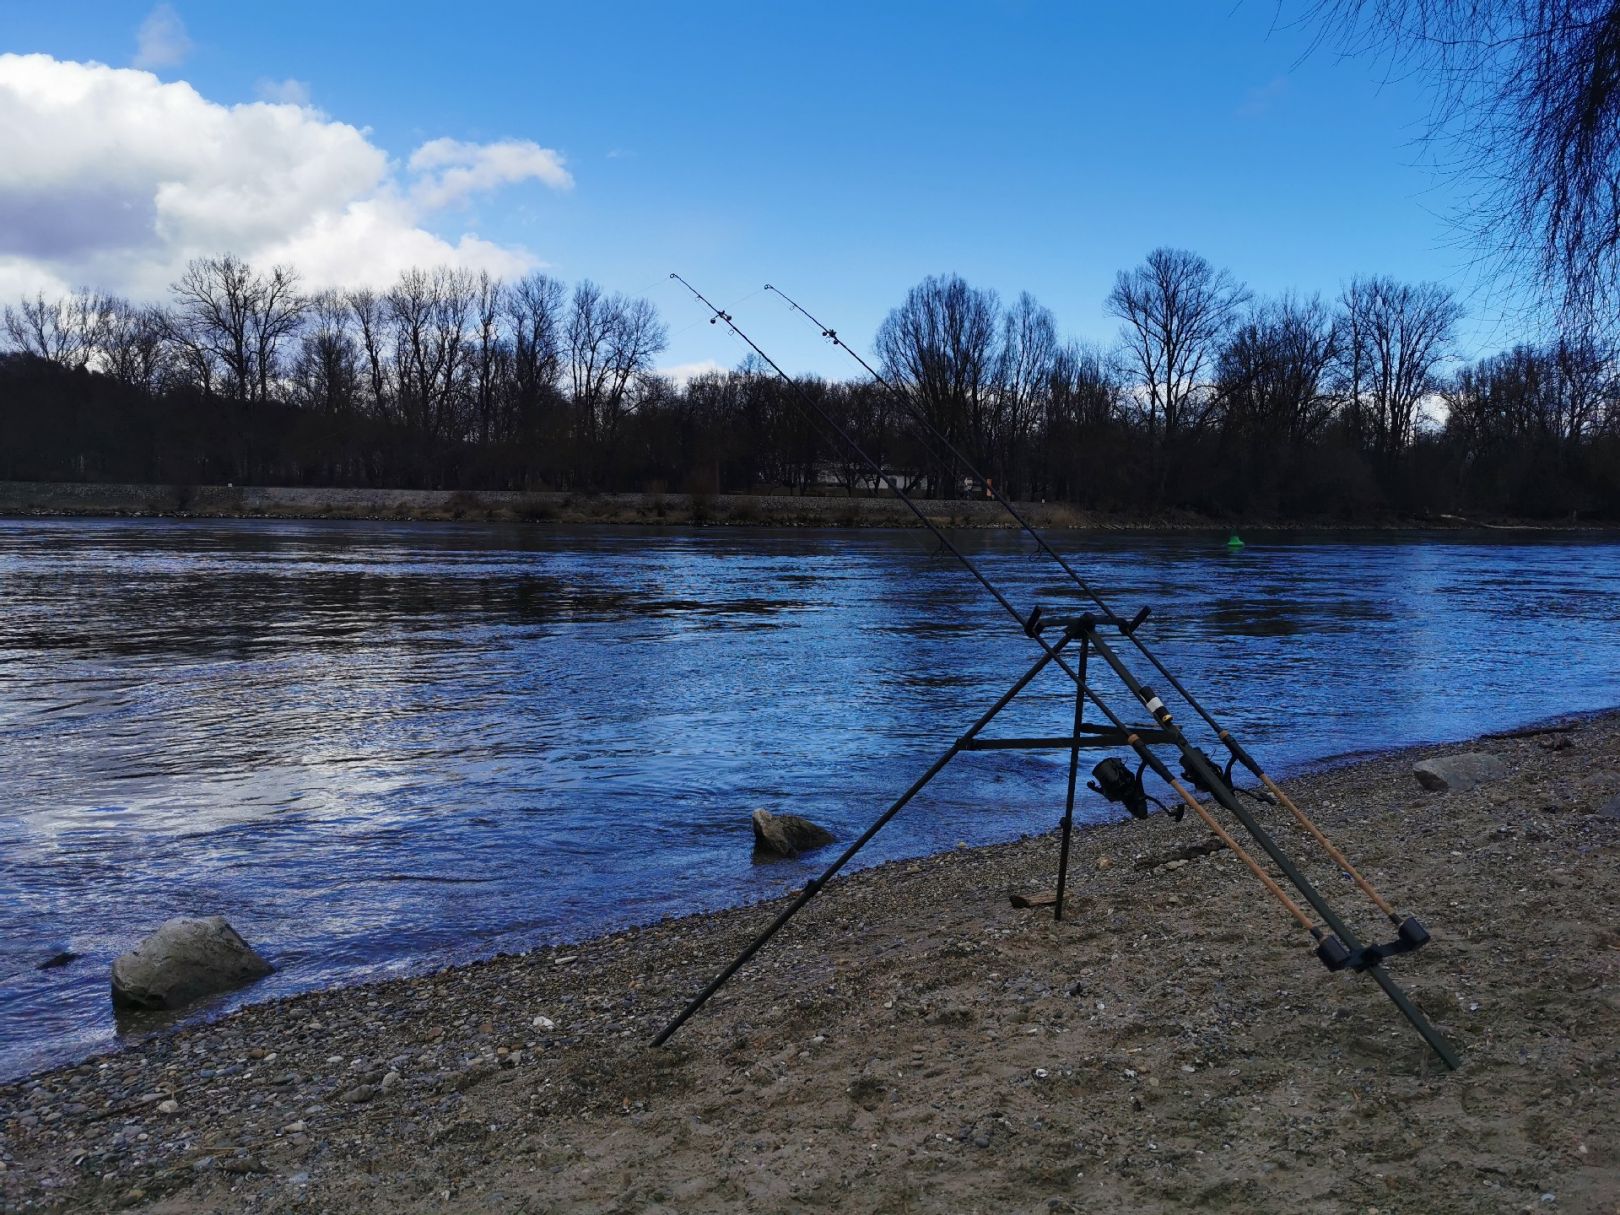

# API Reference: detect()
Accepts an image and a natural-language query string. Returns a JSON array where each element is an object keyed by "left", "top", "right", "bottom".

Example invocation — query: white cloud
[
  {"left": 253, "top": 77, "right": 311, "bottom": 106},
  {"left": 133, "top": 4, "right": 191, "bottom": 71},
  {"left": 659, "top": 359, "right": 726, "bottom": 387},
  {"left": 0, "top": 54, "right": 571, "bottom": 300},
  {"left": 408, "top": 138, "right": 573, "bottom": 210}
]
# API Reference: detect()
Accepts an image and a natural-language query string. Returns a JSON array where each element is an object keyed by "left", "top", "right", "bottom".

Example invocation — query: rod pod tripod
[
  {"left": 653, "top": 610, "right": 1459, "bottom": 1070},
  {"left": 653, "top": 275, "right": 1461, "bottom": 1071}
]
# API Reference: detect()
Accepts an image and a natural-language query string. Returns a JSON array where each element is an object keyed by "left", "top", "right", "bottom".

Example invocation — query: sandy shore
[{"left": 2, "top": 716, "right": 1618, "bottom": 1213}]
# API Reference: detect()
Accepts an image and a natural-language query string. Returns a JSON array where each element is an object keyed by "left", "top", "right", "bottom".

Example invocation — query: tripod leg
[
  {"left": 1054, "top": 635, "right": 1089, "bottom": 921},
  {"left": 652, "top": 637, "right": 1069, "bottom": 1047}
]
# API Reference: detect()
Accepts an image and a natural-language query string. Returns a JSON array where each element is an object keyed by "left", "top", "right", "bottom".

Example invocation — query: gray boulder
[
  {"left": 111, "top": 916, "right": 273, "bottom": 1011},
  {"left": 1413, "top": 752, "right": 1510, "bottom": 793},
  {"left": 751, "top": 809, "right": 836, "bottom": 858}
]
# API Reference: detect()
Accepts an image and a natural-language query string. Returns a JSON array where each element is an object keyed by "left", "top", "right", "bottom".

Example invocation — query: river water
[{"left": 2, "top": 519, "right": 1617, "bottom": 1078}]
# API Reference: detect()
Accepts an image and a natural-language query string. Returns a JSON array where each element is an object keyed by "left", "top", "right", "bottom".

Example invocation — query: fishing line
[{"left": 670, "top": 272, "right": 1318, "bottom": 934}]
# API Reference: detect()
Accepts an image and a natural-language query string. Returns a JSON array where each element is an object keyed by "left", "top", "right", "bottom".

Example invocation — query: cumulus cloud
[
  {"left": 133, "top": 4, "right": 191, "bottom": 70},
  {"left": 0, "top": 53, "right": 571, "bottom": 301}
]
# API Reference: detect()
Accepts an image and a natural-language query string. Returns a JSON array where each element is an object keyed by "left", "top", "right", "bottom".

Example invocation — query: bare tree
[
  {"left": 1215, "top": 294, "right": 1340, "bottom": 448},
  {"left": 2, "top": 289, "right": 107, "bottom": 369},
  {"left": 388, "top": 266, "right": 476, "bottom": 440},
  {"left": 565, "top": 281, "right": 667, "bottom": 458},
  {"left": 1107, "top": 248, "right": 1248, "bottom": 449},
  {"left": 99, "top": 298, "right": 170, "bottom": 393},
  {"left": 507, "top": 273, "right": 566, "bottom": 441},
  {"left": 169, "top": 255, "right": 304, "bottom": 403},
  {"left": 346, "top": 287, "right": 391, "bottom": 417},
  {"left": 1311, "top": 1, "right": 1620, "bottom": 329},
  {"left": 251, "top": 264, "right": 307, "bottom": 404},
  {"left": 290, "top": 291, "right": 360, "bottom": 415},
  {"left": 874, "top": 274, "right": 1001, "bottom": 494},
  {"left": 1335, "top": 275, "right": 1462, "bottom": 462},
  {"left": 469, "top": 273, "right": 506, "bottom": 445},
  {"left": 993, "top": 291, "right": 1058, "bottom": 496}
]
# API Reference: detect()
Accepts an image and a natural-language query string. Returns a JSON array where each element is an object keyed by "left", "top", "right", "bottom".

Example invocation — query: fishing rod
[
  {"left": 659, "top": 274, "right": 1459, "bottom": 1069},
  {"left": 763, "top": 284, "right": 1414, "bottom": 931}
]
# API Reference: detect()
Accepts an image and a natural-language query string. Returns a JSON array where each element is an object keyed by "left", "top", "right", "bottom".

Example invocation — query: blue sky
[{"left": 0, "top": 2, "right": 1502, "bottom": 378}]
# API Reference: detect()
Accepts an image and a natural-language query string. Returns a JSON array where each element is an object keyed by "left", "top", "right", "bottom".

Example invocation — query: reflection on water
[{"left": 2, "top": 518, "right": 1618, "bottom": 1078}]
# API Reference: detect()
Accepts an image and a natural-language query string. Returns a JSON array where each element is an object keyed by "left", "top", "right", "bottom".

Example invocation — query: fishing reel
[
  {"left": 1088, "top": 757, "right": 1183, "bottom": 822},
  {"left": 1178, "top": 746, "right": 1238, "bottom": 794}
]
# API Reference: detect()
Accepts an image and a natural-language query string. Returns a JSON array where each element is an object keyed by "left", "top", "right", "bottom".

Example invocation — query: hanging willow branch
[{"left": 1310, "top": 1, "right": 1620, "bottom": 333}]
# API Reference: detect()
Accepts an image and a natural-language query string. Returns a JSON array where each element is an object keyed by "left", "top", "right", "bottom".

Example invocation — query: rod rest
[
  {"left": 1316, "top": 918, "right": 1431, "bottom": 972},
  {"left": 1025, "top": 605, "right": 1152, "bottom": 637}
]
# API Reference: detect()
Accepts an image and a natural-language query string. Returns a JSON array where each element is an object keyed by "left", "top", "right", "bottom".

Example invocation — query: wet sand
[{"left": 2, "top": 715, "right": 1618, "bottom": 1213}]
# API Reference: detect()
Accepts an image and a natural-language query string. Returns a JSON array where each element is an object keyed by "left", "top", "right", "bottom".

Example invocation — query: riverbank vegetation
[{"left": 3, "top": 251, "right": 1618, "bottom": 522}]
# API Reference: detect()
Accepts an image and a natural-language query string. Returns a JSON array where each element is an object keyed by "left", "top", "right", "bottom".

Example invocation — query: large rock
[
  {"left": 111, "top": 916, "right": 273, "bottom": 1011},
  {"left": 1413, "top": 752, "right": 1510, "bottom": 793},
  {"left": 751, "top": 809, "right": 835, "bottom": 858}
]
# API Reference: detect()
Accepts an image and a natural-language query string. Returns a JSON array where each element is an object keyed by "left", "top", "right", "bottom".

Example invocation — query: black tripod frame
[
  {"left": 653, "top": 275, "right": 1461, "bottom": 1072},
  {"left": 652, "top": 611, "right": 1460, "bottom": 1071}
]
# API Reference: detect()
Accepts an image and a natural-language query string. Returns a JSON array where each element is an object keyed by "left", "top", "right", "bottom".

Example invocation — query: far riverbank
[{"left": 2, "top": 479, "right": 1614, "bottom": 531}]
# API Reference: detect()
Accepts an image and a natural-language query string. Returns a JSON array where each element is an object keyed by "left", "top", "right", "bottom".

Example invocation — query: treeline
[{"left": 2, "top": 248, "right": 1618, "bottom": 519}]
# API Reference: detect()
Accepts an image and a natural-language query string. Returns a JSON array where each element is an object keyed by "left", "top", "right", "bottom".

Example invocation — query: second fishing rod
[{"left": 762, "top": 283, "right": 1415, "bottom": 933}]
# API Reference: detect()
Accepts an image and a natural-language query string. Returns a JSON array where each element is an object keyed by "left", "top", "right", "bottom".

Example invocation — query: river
[{"left": 2, "top": 518, "right": 1617, "bottom": 1078}]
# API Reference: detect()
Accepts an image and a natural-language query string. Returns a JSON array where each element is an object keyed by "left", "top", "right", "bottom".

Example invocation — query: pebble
[
  {"left": 283, "top": 1120, "right": 306, "bottom": 1133},
  {"left": 532, "top": 1016, "right": 556, "bottom": 1030},
  {"left": 381, "top": 1070, "right": 401, "bottom": 1090},
  {"left": 339, "top": 1084, "right": 379, "bottom": 1104},
  {"left": 156, "top": 1099, "right": 179, "bottom": 1115}
]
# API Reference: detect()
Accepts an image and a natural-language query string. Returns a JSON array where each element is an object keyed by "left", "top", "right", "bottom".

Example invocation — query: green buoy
[{"left": 1226, "top": 533, "right": 1245, "bottom": 550}]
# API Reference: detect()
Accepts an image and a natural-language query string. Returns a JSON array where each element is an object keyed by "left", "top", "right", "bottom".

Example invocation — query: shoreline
[
  {"left": 3, "top": 479, "right": 1617, "bottom": 532},
  {"left": 3, "top": 714, "right": 1617, "bottom": 1212}
]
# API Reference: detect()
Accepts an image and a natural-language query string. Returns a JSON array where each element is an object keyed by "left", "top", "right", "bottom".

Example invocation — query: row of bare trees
[
  {"left": 1, "top": 256, "right": 668, "bottom": 483},
  {"left": 866, "top": 250, "right": 1486, "bottom": 504},
  {"left": 3, "top": 247, "right": 1618, "bottom": 516}
]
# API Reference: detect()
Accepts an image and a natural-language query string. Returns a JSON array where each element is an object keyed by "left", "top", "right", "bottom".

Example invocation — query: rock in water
[
  {"left": 751, "top": 809, "right": 835, "bottom": 858},
  {"left": 1413, "top": 752, "right": 1509, "bottom": 793},
  {"left": 111, "top": 916, "right": 273, "bottom": 1011}
]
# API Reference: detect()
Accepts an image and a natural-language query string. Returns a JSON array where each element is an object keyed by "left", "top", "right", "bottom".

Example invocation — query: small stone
[
  {"left": 283, "top": 1120, "right": 306, "bottom": 1133},
  {"left": 110, "top": 916, "right": 273, "bottom": 1011},
  {"left": 156, "top": 1099, "right": 179, "bottom": 1115},
  {"left": 532, "top": 1016, "right": 555, "bottom": 1030},
  {"left": 1412, "top": 752, "right": 1508, "bottom": 793},
  {"left": 380, "top": 1071, "right": 400, "bottom": 1090},
  {"left": 750, "top": 808, "right": 836, "bottom": 858},
  {"left": 339, "top": 1084, "right": 378, "bottom": 1104},
  {"left": 1096, "top": 856, "right": 1114, "bottom": 871}
]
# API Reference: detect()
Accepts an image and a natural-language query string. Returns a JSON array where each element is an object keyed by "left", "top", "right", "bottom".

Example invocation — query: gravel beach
[{"left": 2, "top": 715, "right": 1618, "bottom": 1214}]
